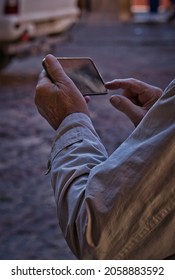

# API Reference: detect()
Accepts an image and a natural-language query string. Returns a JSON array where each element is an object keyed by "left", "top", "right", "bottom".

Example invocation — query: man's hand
[
  {"left": 35, "top": 54, "right": 89, "bottom": 130},
  {"left": 106, "top": 78, "right": 163, "bottom": 126}
]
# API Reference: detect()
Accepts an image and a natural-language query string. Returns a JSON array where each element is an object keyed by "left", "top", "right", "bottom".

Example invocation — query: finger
[
  {"left": 44, "top": 54, "right": 69, "bottom": 84},
  {"left": 110, "top": 95, "right": 146, "bottom": 126},
  {"left": 84, "top": 96, "right": 90, "bottom": 103},
  {"left": 37, "top": 70, "right": 52, "bottom": 85},
  {"left": 106, "top": 79, "right": 130, "bottom": 90},
  {"left": 35, "top": 69, "right": 58, "bottom": 105},
  {"left": 106, "top": 78, "right": 152, "bottom": 95}
]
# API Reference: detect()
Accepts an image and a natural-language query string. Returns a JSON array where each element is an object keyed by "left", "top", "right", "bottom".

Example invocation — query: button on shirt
[{"left": 50, "top": 80, "right": 175, "bottom": 259}]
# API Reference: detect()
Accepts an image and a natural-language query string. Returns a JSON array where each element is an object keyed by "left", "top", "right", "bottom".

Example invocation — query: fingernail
[
  {"left": 45, "top": 54, "right": 54, "bottom": 67},
  {"left": 110, "top": 96, "right": 121, "bottom": 106}
]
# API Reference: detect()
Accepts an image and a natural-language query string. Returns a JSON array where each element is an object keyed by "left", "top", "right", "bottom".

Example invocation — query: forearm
[{"left": 50, "top": 113, "right": 108, "bottom": 258}]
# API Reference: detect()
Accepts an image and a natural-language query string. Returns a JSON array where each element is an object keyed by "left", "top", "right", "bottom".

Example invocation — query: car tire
[{"left": 0, "top": 48, "right": 12, "bottom": 71}]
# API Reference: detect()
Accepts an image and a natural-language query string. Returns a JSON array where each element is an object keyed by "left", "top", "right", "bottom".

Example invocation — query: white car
[{"left": 0, "top": 0, "right": 80, "bottom": 68}]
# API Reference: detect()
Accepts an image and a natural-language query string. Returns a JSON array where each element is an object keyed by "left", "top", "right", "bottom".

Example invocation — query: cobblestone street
[{"left": 0, "top": 14, "right": 175, "bottom": 259}]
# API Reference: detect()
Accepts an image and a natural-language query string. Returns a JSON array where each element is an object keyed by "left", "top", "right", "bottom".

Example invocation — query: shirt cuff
[{"left": 50, "top": 113, "right": 101, "bottom": 160}]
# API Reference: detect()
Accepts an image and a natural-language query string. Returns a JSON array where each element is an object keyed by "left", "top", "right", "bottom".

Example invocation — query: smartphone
[{"left": 42, "top": 57, "right": 107, "bottom": 96}]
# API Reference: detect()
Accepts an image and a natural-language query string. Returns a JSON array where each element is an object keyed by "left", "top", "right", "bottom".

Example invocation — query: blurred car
[{"left": 0, "top": 0, "right": 80, "bottom": 69}]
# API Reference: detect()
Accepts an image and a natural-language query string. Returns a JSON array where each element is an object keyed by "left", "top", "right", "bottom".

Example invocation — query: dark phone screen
[{"left": 57, "top": 57, "right": 107, "bottom": 96}]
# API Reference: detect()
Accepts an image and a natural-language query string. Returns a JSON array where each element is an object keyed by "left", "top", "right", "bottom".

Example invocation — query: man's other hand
[{"left": 106, "top": 78, "right": 163, "bottom": 126}]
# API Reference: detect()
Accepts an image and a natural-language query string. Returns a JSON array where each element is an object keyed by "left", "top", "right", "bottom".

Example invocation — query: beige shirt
[{"left": 50, "top": 80, "right": 175, "bottom": 259}]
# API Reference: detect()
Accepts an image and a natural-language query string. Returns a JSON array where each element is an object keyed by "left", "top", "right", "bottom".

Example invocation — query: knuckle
[
  {"left": 35, "top": 85, "right": 43, "bottom": 105},
  {"left": 156, "top": 88, "right": 163, "bottom": 97},
  {"left": 127, "top": 78, "right": 135, "bottom": 83}
]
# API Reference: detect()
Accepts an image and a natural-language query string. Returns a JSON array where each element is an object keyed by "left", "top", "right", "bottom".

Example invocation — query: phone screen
[{"left": 43, "top": 57, "right": 107, "bottom": 96}]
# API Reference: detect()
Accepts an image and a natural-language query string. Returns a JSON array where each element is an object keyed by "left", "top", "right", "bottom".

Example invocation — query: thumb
[
  {"left": 44, "top": 54, "right": 69, "bottom": 83},
  {"left": 110, "top": 95, "right": 146, "bottom": 126}
]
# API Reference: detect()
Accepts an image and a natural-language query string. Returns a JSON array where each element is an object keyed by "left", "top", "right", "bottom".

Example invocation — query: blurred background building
[
  {"left": 78, "top": 0, "right": 171, "bottom": 14},
  {"left": 78, "top": 0, "right": 171, "bottom": 23}
]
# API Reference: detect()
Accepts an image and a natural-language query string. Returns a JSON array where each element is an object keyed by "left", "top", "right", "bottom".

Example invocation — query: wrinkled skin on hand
[
  {"left": 106, "top": 78, "right": 163, "bottom": 126},
  {"left": 35, "top": 54, "right": 89, "bottom": 130}
]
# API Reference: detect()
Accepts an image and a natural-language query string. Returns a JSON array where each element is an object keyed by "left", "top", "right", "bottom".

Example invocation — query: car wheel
[{"left": 0, "top": 48, "right": 12, "bottom": 70}]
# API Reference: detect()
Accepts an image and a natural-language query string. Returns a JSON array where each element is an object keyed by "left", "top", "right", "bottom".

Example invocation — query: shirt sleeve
[{"left": 50, "top": 80, "right": 175, "bottom": 260}]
